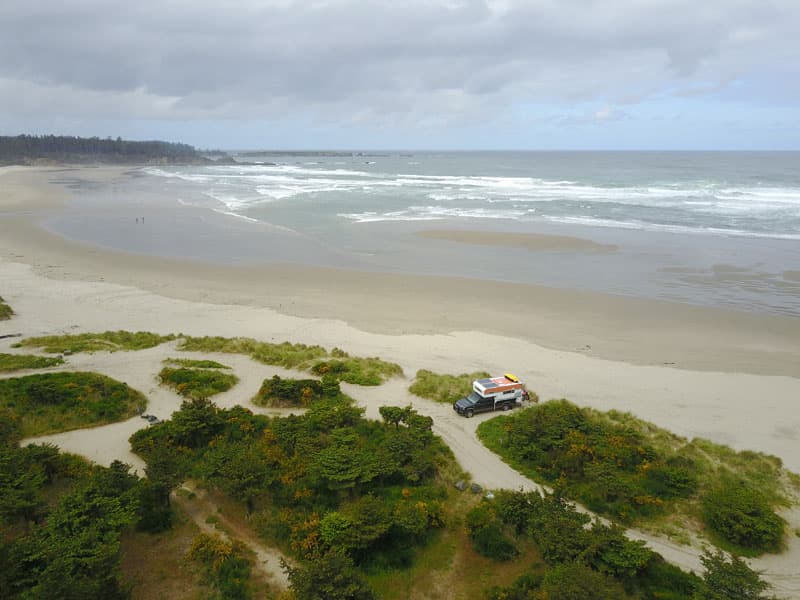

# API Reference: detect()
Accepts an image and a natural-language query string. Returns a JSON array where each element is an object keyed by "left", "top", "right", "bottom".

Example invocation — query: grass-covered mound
[
  {"left": 159, "top": 366, "right": 238, "bottom": 400},
  {"left": 477, "top": 400, "right": 793, "bottom": 555},
  {"left": 0, "top": 352, "right": 64, "bottom": 372},
  {"left": 409, "top": 369, "right": 491, "bottom": 403},
  {"left": 164, "top": 357, "right": 230, "bottom": 369},
  {"left": 0, "top": 296, "right": 12, "bottom": 320},
  {"left": 0, "top": 371, "right": 147, "bottom": 436},
  {"left": 14, "top": 330, "right": 176, "bottom": 354},
  {"left": 310, "top": 348, "right": 403, "bottom": 386},
  {"left": 130, "top": 396, "right": 459, "bottom": 598},
  {"left": 179, "top": 336, "right": 403, "bottom": 385},
  {"left": 177, "top": 336, "right": 327, "bottom": 369},
  {"left": 253, "top": 374, "right": 338, "bottom": 407}
]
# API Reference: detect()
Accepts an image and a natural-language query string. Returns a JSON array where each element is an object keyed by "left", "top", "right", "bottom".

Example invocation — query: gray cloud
[{"left": 1, "top": 0, "right": 798, "bottom": 130}]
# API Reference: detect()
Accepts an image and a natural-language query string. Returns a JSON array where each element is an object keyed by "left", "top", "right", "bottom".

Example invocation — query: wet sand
[{"left": 417, "top": 228, "right": 618, "bottom": 252}]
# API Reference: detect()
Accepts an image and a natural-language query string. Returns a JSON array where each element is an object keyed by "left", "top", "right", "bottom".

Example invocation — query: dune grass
[
  {"left": 163, "top": 358, "right": 230, "bottom": 369},
  {"left": 409, "top": 369, "right": 491, "bottom": 403},
  {"left": 0, "top": 352, "right": 64, "bottom": 372},
  {"left": 0, "top": 371, "right": 147, "bottom": 436},
  {"left": 179, "top": 337, "right": 403, "bottom": 385},
  {"left": 310, "top": 347, "right": 403, "bottom": 386},
  {"left": 177, "top": 336, "right": 328, "bottom": 369},
  {"left": 477, "top": 400, "right": 794, "bottom": 556},
  {"left": 158, "top": 366, "right": 238, "bottom": 400},
  {"left": 13, "top": 330, "right": 176, "bottom": 354},
  {"left": 0, "top": 296, "right": 12, "bottom": 320}
]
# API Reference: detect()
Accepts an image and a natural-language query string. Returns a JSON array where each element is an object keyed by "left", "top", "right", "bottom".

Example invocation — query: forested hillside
[{"left": 0, "top": 134, "right": 206, "bottom": 165}]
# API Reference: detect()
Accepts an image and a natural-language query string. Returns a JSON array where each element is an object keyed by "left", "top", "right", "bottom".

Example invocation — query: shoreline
[{"left": 1, "top": 167, "right": 799, "bottom": 378}]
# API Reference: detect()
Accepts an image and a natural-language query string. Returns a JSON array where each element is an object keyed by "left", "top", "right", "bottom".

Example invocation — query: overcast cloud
[{"left": 2, "top": 0, "right": 798, "bottom": 149}]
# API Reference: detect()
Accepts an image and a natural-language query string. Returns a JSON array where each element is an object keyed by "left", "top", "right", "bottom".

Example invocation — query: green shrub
[
  {"left": 702, "top": 477, "right": 785, "bottom": 553},
  {"left": 189, "top": 533, "right": 254, "bottom": 600},
  {"left": 311, "top": 353, "right": 403, "bottom": 386},
  {"left": 159, "top": 367, "right": 238, "bottom": 399},
  {"left": 0, "top": 371, "right": 146, "bottom": 436},
  {"left": 163, "top": 358, "right": 230, "bottom": 369},
  {"left": 465, "top": 502, "right": 518, "bottom": 561},
  {"left": 0, "top": 296, "right": 12, "bottom": 320},
  {"left": 253, "top": 375, "right": 333, "bottom": 407},
  {"left": 408, "top": 369, "right": 490, "bottom": 403},
  {"left": 14, "top": 330, "right": 175, "bottom": 353},
  {"left": 0, "top": 352, "right": 64, "bottom": 372}
]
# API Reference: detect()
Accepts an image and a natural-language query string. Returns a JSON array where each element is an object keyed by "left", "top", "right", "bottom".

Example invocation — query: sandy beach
[{"left": 2, "top": 165, "right": 800, "bottom": 595}]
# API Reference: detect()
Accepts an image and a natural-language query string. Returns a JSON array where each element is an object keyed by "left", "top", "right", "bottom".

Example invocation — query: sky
[{"left": 2, "top": 0, "right": 799, "bottom": 150}]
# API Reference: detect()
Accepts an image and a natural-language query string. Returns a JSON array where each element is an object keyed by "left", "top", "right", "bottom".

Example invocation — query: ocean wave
[
  {"left": 541, "top": 216, "right": 800, "bottom": 240},
  {"left": 147, "top": 164, "right": 800, "bottom": 239}
]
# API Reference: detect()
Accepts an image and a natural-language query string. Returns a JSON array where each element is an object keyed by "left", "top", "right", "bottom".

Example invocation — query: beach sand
[{"left": 2, "top": 166, "right": 800, "bottom": 594}]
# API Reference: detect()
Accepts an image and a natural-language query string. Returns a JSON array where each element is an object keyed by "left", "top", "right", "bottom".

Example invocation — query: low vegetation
[
  {"left": 475, "top": 490, "right": 700, "bottom": 600},
  {"left": 180, "top": 336, "right": 403, "bottom": 385},
  {"left": 409, "top": 369, "right": 491, "bottom": 403},
  {"left": 14, "top": 330, "right": 176, "bottom": 353},
  {"left": 0, "top": 417, "right": 176, "bottom": 600},
  {"left": 188, "top": 533, "right": 257, "bottom": 600},
  {"left": 130, "top": 396, "right": 457, "bottom": 598},
  {"left": 474, "top": 490, "right": 775, "bottom": 600},
  {"left": 253, "top": 374, "right": 338, "bottom": 407},
  {"left": 0, "top": 296, "right": 12, "bottom": 320},
  {"left": 0, "top": 352, "right": 63, "bottom": 372},
  {"left": 159, "top": 366, "right": 238, "bottom": 400},
  {"left": 164, "top": 357, "right": 231, "bottom": 369},
  {"left": 15, "top": 332, "right": 404, "bottom": 385},
  {"left": 177, "top": 336, "right": 328, "bottom": 369},
  {"left": 0, "top": 371, "right": 147, "bottom": 437},
  {"left": 310, "top": 348, "right": 403, "bottom": 386},
  {"left": 478, "top": 400, "right": 793, "bottom": 555}
]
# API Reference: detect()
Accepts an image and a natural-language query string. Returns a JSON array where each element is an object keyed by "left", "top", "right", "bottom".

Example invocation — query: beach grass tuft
[
  {"left": 0, "top": 371, "right": 146, "bottom": 436},
  {"left": 158, "top": 366, "right": 238, "bottom": 400},
  {"left": 0, "top": 352, "right": 64, "bottom": 372},
  {"left": 0, "top": 296, "right": 13, "bottom": 320},
  {"left": 14, "top": 330, "right": 176, "bottom": 354},
  {"left": 409, "top": 369, "right": 491, "bottom": 403}
]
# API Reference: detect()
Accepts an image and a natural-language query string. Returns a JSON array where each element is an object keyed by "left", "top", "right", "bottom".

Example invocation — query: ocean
[{"left": 46, "top": 151, "right": 800, "bottom": 316}]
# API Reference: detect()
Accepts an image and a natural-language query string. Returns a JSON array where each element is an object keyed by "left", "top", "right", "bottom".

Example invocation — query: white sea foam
[{"left": 147, "top": 163, "right": 800, "bottom": 240}]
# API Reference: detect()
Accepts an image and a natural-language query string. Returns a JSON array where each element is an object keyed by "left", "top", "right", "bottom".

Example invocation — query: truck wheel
[
  {"left": 503, "top": 402, "right": 512, "bottom": 411},
  {"left": 465, "top": 409, "right": 474, "bottom": 418}
]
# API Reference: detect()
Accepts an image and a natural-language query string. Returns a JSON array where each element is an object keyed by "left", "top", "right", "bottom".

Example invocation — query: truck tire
[
  {"left": 502, "top": 402, "right": 512, "bottom": 411},
  {"left": 465, "top": 408, "right": 474, "bottom": 418}
]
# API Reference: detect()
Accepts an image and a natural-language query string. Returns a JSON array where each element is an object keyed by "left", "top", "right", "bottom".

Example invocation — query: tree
[
  {"left": 284, "top": 550, "right": 375, "bottom": 600},
  {"left": 694, "top": 549, "right": 775, "bottom": 600},
  {"left": 537, "top": 561, "right": 628, "bottom": 600},
  {"left": 170, "top": 397, "right": 224, "bottom": 448},
  {"left": 378, "top": 406, "right": 409, "bottom": 429}
]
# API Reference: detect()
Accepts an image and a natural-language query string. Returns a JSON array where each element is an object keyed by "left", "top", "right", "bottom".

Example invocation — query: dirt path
[{"left": 173, "top": 481, "right": 292, "bottom": 592}]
